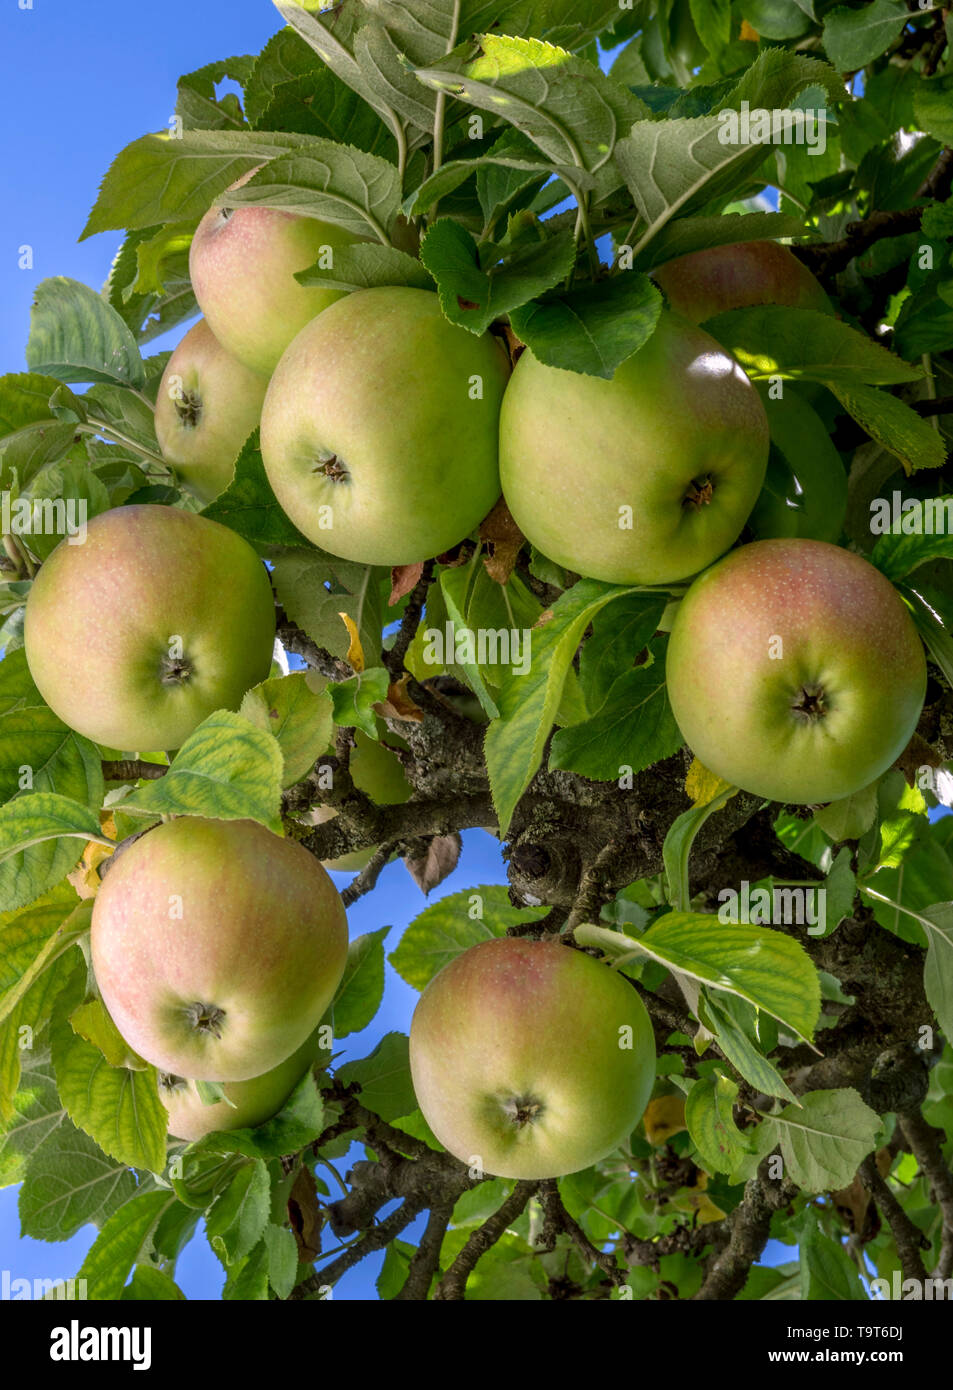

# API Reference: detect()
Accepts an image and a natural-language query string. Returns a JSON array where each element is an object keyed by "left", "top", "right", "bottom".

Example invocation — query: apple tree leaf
[
  {"left": 327, "top": 926, "right": 391, "bottom": 1038},
  {"left": 26, "top": 279, "right": 145, "bottom": 390},
  {"left": 336, "top": 1031, "right": 417, "bottom": 1121},
  {"left": 704, "top": 307, "right": 922, "bottom": 386},
  {"left": 120, "top": 711, "right": 284, "bottom": 833},
  {"left": 684, "top": 1073, "right": 752, "bottom": 1174},
  {"left": 390, "top": 885, "right": 546, "bottom": 991},
  {"left": 240, "top": 671, "right": 333, "bottom": 787},
  {"left": 75, "top": 1190, "right": 173, "bottom": 1300},
  {"left": 510, "top": 272, "right": 662, "bottom": 378}
]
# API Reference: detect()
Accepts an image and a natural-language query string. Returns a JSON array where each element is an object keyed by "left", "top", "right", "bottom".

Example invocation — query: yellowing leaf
[
  {"left": 686, "top": 759, "right": 737, "bottom": 807},
  {"left": 339, "top": 611, "right": 365, "bottom": 672},
  {"left": 643, "top": 1094, "right": 687, "bottom": 1145}
]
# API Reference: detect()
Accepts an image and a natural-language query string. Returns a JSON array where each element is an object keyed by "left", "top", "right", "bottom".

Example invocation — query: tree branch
[
  {"left": 898, "top": 1108, "right": 953, "bottom": 1280},
  {"left": 432, "top": 1181, "right": 539, "bottom": 1300},
  {"left": 859, "top": 1155, "right": 930, "bottom": 1283}
]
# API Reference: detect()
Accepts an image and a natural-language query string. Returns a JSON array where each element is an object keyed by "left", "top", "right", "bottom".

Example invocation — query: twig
[
  {"left": 536, "top": 1179, "right": 627, "bottom": 1286},
  {"left": 383, "top": 559, "right": 435, "bottom": 679},
  {"left": 101, "top": 760, "right": 168, "bottom": 781},
  {"left": 859, "top": 1155, "right": 930, "bottom": 1282},
  {"left": 292, "top": 1200, "right": 426, "bottom": 1297},
  {"left": 433, "top": 1181, "right": 539, "bottom": 1300},
  {"left": 898, "top": 1109, "right": 953, "bottom": 1279},
  {"left": 276, "top": 619, "right": 353, "bottom": 682},
  {"left": 340, "top": 844, "right": 394, "bottom": 907},
  {"left": 394, "top": 1194, "right": 462, "bottom": 1301}
]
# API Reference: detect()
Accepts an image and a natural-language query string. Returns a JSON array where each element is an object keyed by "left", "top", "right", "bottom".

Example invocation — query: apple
[
  {"left": 154, "top": 318, "right": 268, "bottom": 503},
  {"left": 259, "top": 287, "right": 509, "bottom": 566},
  {"left": 91, "top": 816, "right": 348, "bottom": 1082},
  {"left": 24, "top": 505, "right": 275, "bottom": 752},
  {"left": 409, "top": 937, "right": 655, "bottom": 1180},
  {"left": 665, "top": 539, "right": 927, "bottom": 804},
  {"left": 653, "top": 241, "right": 832, "bottom": 324},
  {"left": 499, "top": 311, "right": 769, "bottom": 585},
  {"left": 161, "top": 1023, "right": 327, "bottom": 1143},
  {"left": 309, "top": 727, "right": 413, "bottom": 872},
  {"left": 189, "top": 176, "right": 361, "bottom": 377}
]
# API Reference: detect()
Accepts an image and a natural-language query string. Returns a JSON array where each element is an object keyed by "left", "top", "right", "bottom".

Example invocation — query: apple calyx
[
  {"left": 172, "top": 387, "right": 202, "bottom": 429},
  {"left": 158, "top": 652, "right": 195, "bottom": 686},
  {"left": 313, "top": 452, "right": 349, "bottom": 483},
  {"left": 501, "top": 1093, "right": 545, "bottom": 1129},
  {"left": 791, "top": 682, "right": 828, "bottom": 724},
  {"left": 159, "top": 1072, "right": 187, "bottom": 1095},
  {"left": 682, "top": 476, "right": 714, "bottom": 509},
  {"left": 183, "top": 1001, "right": 227, "bottom": 1039}
]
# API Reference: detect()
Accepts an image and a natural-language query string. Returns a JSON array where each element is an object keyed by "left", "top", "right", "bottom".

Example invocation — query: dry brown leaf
[
  {"left": 338, "top": 612, "right": 365, "bottom": 672},
  {"left": 288, "top": 1165, "right": 323, "bottom": 1263},
  {"left": 404, "top": 833, "right": 462, "bottom": 894},
  {"left": 389, "top": 562, "right": 424, "bottom": 607},
  {"left": 374, "top": 674, "right": 425, "bottom": 722},
  {"left": 479, "top": 497, "right": 525, "bottom": 584}
]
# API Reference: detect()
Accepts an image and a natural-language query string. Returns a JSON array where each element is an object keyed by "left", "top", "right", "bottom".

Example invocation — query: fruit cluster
[{"left": 17, "top": 192, "right": 928, "bottom": 1174}]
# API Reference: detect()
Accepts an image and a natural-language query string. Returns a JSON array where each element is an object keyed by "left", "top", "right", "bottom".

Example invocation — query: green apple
[
  {"left": 409, "top": 937, "right": 655, "bottom": 1179},
  {"left": 91, "top": 817, "right": 348, "bottom": 1082},
  {"left": 259, "top": 287, "right": 510, "bottom": 566},
  {"left": 653, "top": 241, "right": 832, "bottom": 324},
  {"left": 666, "top": 539, "right": 927, "bottom": 804},
  {"left": 309, "top": 727, "right": 413, "bottom": 872},
  {"left": 24, "top": 505, "right": 275, "bottom": 752},
  {"left": 499, "top": 311, "right": 769, "bottom": 585},
  {"left": 161, "top": 1023, "right": 327, "bottom": 1143},
  {"left": 154, "top": 318, "right": 268, "bottom": 503},
  {"left": 189, "top": 176, "right": 361, "bottom": 377}
]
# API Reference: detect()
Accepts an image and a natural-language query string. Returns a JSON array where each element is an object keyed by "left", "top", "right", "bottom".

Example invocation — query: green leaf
[
  {"left": 263, "top": 1223, "right": 299, "bottom": 1299},
  {"left": 0, "top": 650, "right": 42, "bottom": 716},
  {"left": 328, "top": 668, "right": 390, "bottom": 738},
  {"left": 685, "top": 1073, "right": 751, "bottom": 1174},
  {"left": 244, "top": 27, "right": 324, "bottom": 125},
  {"left": 914, "top": 74, "right": 953, "bottom": 149},
  {"left": 577, "top": 914, "right": 821, "bottom": 1042},
  {"left": 297, "top": 242, "right": 432, "bottom": 292},
  {"left": 389, "top": 885, "right": 546, "bottom": 990},
  {"left": 761, "top": 1089, "right": 881, "bottom": 1192},
  {"left": 272, "top": 548, "right": 386, "bottom": 666},
  {"left": 0, "top": 793, "right": 103, "bottom": 914},
  {"left": 240, "top": 671, "right": 333, "bottom": 787},
  {"left": 328, "top": 927, "right": 390, "bottom": 1038},
  {"left": 550, "top": 640, "right": 683, "bottom": 781},
  {"left": 750, "top": 385, "right": 847, "bottom": 544},
  {"left": 823, "top": 0, "right": 910, "bottom": 73},
  {"left": 871, "top": 499, "right": 953, "bottom": 582},
  {"left": 420, "top": 218, "right": 576, "bottom": 336},
  {"left": 813, "top": 782, "right": 879, "bottom": 842},
  {"left": 220, "top": 142, "right": 402, "bottom": 243},
  {"left": 76, "top": 1190, "right": 172, "bottom": 1299},
  {"left": 19, "top": 1118, "right": 138, "bottom": 1241},
  {"left": 196, "top": 1070, "right": 325, "bottom": 1162},
  {"left": 121, "top": 1265, "right": 185, "bottom": 1300},
  {"left": 337, "top": 1031, "right": 416, "bottom": 1121},
  {"left": 920, "top": 904, "right": 953, "bottom": 1045},
  {"left": 798, "top": 1207, "right": 866, "bottom": 1300},
  {"left": 0, "top": 948, "right": 76, "bottom": 1125},
  {"left": 830, "top": 384, "right": 946, "bottom": 475},
  {"left": 510, "top": 273, "right": 662, "bottom": 379},
  {"left": 414, "top": 34, "right": 648, "bottom": 179},
  {"left": 635, "top": 211, "right": 809, "bottom": 272},
  {"left": 0, "top": 893, "right": 89, "bottom": 1028},
  {"left": 0, "top": 1049, "right": 65, "bottom": 1179},
  {"left": 701, "top": 992, "right": 797, "bottom": 1104},
  {"left": 577, "top": 594, "right": 666, "bottom": 715},
  {"left": 200, "top": 430, "right": 314, "bottom": 548},
  {"left": 690, "top": 0, "right": 731, "bottom": 55},
  {"left": 176, "top": 55, "right": 255, "bottom": 132},
  {"left": 206, "top": 1159, "right": 271, "bottom": 1265},
  {"left": 222, "top": 1240, "right": 270, "bottom": 1300},
  {"left": 437, "top": 567, "right": 500, "bottom": 720},
  {"left": 120, "top": 710, "right": 284, "bottom": 833},
  {"left": 705, "top": 307, "right": 922, "bottom": 386},
  {"left": 0, "top": 706, "right": 103, "bottom": 809},
  {"left": 26, "top": 279, "right": 145, "bottom": 390},
  {"left": 740, "top": 0, "right": 810, "bottom": 41},
  {"left": 50, "top": 972, "right": 168, "bottom": 1174},
  {"left": 132, "top": 222, "right": 196, "bottom": 297},
  {"left": 484, "top": 578, "right": 643, "bottom": 834},
  {"left": 82, "top": 128, "right": 323, "bottom": 238},
  {"left": 662, "top": 786, "right": 738, "bottom": 914}
]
